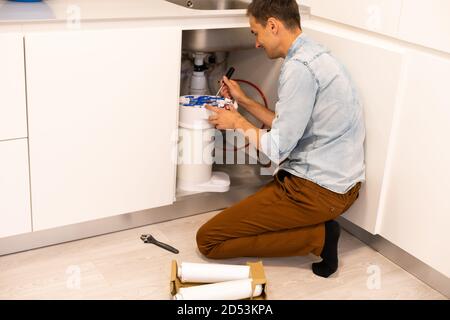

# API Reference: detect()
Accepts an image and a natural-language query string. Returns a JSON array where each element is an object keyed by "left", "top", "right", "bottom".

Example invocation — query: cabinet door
[
  {"left": 0, "top": 139, "right": 32, "bottom": 238},
  {"left": 305, "top": 25, "right": 405, "bottom": 234},
  {"left": 399, "top": 0, "right": 450, "bottom": 54},
  {"left": 0, "top": 33, "right": 27, "bottom": 141},
  {"left": 25, "top": 27, "right": 181, "bottom": 231},
  {"left": 378, "top": 51, "right": 450, "bottom": 277},
  {"left": 302, "top": 0, "right": 402, "bottom": 36}
]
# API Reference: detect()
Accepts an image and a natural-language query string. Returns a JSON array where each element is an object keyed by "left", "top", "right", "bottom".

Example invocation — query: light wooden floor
[{"left": 0, "top": 211, "right": 446, "bottom": 300}]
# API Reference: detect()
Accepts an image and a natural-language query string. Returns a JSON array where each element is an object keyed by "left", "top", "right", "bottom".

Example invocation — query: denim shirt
[{"left": 260, "top": 33, "right": 366, "bottom": 194}]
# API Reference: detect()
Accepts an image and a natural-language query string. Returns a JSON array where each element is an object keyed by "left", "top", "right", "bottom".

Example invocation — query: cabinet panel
[
  {"left": 25, "top": 27, "right": 181, "bottom": 231},
  {"left": 0, "top": 139, "right": 32, "bottom": 238},
  {"left": 399, "top": 0, "right": 450, "bottom": 54},
  {"left": 0, "top": 33, "right": 27, "bottom": 141},
  {"left": 302, "top": 0, "right": 402, "bottom": 36},
  {"left": 305, "top": 25, "right": 405, "bottom": 233},
  {"left": 379, "top": 51, "right": 450, "bottom": 277}
]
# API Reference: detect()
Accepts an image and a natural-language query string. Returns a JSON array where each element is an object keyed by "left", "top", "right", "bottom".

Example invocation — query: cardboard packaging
[{"left": 170, "top": 260, "right": 268, "bottom": 300}]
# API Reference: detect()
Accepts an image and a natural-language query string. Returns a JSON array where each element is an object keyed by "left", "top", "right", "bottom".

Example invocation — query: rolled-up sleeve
[{"left": 260, "top": 60, "right": 318, "bottom": 164}]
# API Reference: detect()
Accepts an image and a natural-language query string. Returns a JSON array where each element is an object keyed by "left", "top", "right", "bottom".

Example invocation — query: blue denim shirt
[{"left": 260, "top": 33, "right": 366, "bottom": 194}]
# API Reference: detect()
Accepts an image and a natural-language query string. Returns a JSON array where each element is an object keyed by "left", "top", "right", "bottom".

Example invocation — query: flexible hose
[
  {"left": 221, "top": 79, "right": 268, "bottom": 152},
  {"left": 221, "top": 79, "right": 272, "bottom": 168},
  {"left": 234, "top": 79, "right": 270, "bottom": 125}
]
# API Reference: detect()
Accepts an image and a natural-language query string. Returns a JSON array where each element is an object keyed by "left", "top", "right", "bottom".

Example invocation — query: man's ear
[{"left": 266, "top": 17, "right": 280, "bottom": 35}]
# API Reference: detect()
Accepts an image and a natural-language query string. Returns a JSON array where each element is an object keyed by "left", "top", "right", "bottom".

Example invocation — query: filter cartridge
[
  {"left": 173, "top": 279, "right": 263, "bottom": 300},
  {"left": 177, "top": 96, "right": 234, "bottom": 193},
  {"left": 178, "top": 262, "right": 251, "bottom": 283}
]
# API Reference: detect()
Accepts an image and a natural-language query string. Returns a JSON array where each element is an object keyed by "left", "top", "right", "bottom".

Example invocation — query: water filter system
[
  {"left": 177, "top": 50, "right": 269, "bottom": 195},
  {"left": 176, "top": 60, "right": 238, "bottom": 194},
  {"left": 177, "top": 59, "right": 271, "bottom": 194},
  {"left": 177, "top": 94, "right": 237, "bottom": 193}
]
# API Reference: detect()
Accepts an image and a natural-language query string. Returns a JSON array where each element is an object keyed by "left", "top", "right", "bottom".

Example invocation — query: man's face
[{"left": 249, "top": 16, "right": 280, "bottom": 59}]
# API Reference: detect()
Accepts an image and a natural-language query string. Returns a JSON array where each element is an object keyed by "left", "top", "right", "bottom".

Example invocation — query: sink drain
[{"left": 186, "top": 0, "right": 194, "bottom": 8}]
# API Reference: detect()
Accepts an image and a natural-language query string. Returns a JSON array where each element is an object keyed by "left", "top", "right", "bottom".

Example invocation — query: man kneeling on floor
[{"left": 197, "top": 0, "right": 365, "bottom": 278}]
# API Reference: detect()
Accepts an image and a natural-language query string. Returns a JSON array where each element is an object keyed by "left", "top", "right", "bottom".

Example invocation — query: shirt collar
[{"left": 286, "top": 33, "right": 306, "bottom": 61}]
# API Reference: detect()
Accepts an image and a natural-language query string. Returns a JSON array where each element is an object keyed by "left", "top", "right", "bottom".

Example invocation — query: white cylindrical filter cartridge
[
  {"left": 173, "top": 279, "right": 263, "bottom": 300},
  {"left": 178, "top": 262, "right": 251, "bottom": 283},
  {"left": 177, "top": 127, "right": 215, "bottom": 185},
  {"left": 177, "top": 96, "right": 215, "bottom": 188},
  {"left": 177, "top": 96, "right": 233, "bottom": 193}
]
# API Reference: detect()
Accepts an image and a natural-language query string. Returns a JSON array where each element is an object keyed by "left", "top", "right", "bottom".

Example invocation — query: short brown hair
[{"left": 247, "top": 0, "right": 301, "bottom": 30}]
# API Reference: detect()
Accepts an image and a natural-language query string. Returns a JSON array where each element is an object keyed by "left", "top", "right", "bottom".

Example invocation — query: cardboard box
[{"left": 170, "top": 260, "right": 268, "bottom": 300}]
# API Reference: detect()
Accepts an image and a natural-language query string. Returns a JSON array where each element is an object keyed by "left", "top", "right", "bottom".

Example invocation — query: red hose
[
  {"left": 234, "top": 79, "right": 270, "bottom": 125},
  {"left": 221, "top": 79, "right": 270, "bottom": 161}
]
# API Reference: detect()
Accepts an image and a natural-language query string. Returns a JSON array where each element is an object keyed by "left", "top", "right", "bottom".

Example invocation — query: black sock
[{"left": 312, "top": 220, "right": 341, "bottom": 278}]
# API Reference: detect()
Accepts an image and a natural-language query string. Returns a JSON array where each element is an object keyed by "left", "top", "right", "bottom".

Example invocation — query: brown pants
[{"left": 196, "top": 170, "right": 361, "bottom": 259}]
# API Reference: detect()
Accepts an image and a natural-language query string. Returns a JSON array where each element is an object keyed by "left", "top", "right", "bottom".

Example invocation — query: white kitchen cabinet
[
  {"left": 25, "top": 27, "right": 181, "bottom": 231},
  {"left": 0, "top": 33, "right": 27, "bottom": 141},
  {"left": 304, "top": 24, "right": 405, "bottom": 234},
  {"left": 378, "top": 51, "right": 450, "bottom": 277},
  {"left": 301, "top": 0, "right": 402, "bottom": 37},
  {"left": 398, "top": 0, "right": 450, "bottom": 54},
  {"left": 0, "top": 139, "right": 32, "bottom": 238}
]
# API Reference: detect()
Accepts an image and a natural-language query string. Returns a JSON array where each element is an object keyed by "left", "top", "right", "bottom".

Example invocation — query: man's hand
[
  {"left": 220, "top": 77, "right": 248, "bottom": 104},
  {"left": 206, "top": 104, "right": 244, "bottom": 130},
  {"left": 206, "top": 104, "right": 263, "bottom": 151},
  {"left": 220, "top": 77, "right": 275, "bottom": 128}
]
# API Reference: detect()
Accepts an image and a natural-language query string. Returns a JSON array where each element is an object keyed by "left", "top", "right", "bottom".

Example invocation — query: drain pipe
[{"left": 190, "top": 52, "right": 209, "bottom": 95}]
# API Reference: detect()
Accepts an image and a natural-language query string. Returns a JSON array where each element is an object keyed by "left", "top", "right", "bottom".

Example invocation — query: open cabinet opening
[{"left": 175, "top": 28, "right": 284, "bottom": 199}]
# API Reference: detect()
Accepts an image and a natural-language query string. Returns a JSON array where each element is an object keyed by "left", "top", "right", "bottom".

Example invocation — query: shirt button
[{"left": 330, "top": 207, "right": 336, "bottom": 213}]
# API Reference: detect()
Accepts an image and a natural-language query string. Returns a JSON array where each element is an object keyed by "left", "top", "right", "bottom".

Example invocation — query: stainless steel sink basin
[
  {"left": 167, "top": 0, "right": 254, "bottom": 52},
  {"left": 166, "top": 0, "right": 249, "bottom": 10},
  {"left": 182, "top": 27, "right": 255, "bottom": 52}
]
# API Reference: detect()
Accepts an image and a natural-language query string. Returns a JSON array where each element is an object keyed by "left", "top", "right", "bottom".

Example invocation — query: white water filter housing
[{"left": 177, "top": 96, "right": 231, "bottom": 193}]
